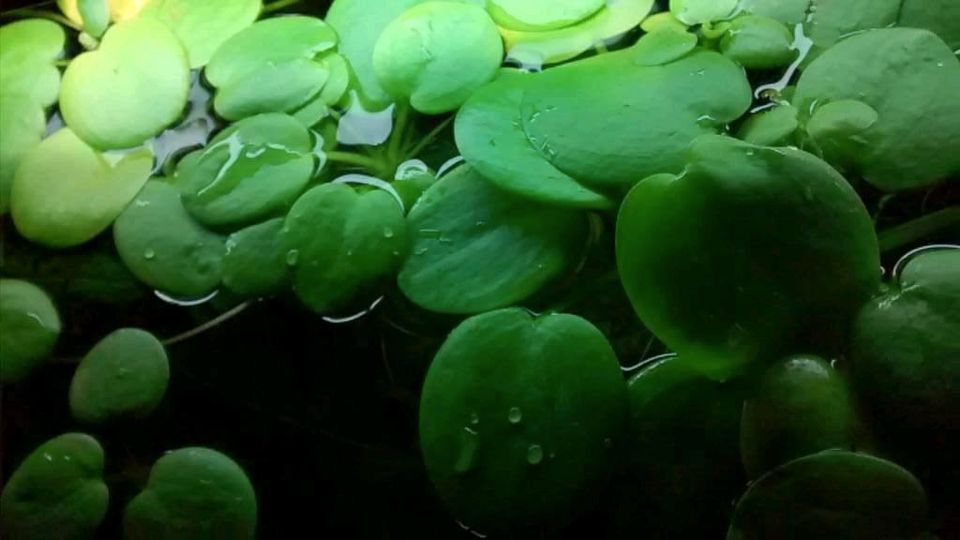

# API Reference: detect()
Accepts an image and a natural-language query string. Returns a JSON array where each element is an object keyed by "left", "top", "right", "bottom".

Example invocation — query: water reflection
[{"left": 336, "top": 91, "right": 395, "bottom": 147}]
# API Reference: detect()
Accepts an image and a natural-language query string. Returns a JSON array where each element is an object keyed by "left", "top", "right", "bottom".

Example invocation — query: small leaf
[
  {"left": 223, "top": 218, "right": 290, "bottom": 296},
  {"left": 669, "top": 0, "right": 738, "bottom": 25},
  {"left": 69, "top": 328, "right": 170, "bottom": 424},
  {"left": 719, "top": 14, "right": 797, "bottom": 69},
  {"left": 0, "top": 279, "right": 61, "bottom": 384},
  {"left": 0, "top": 433, "right": 109, "bottom": 539},
  {"left": 736, "top": 104, "right": 799, "bottom": 145},
  {"left": 487, "top": 0, "right": 603, "bottom": 31},
  {"left": 60, "top": 17, "right": 191, "bottom": 150},
  {"left": 78, "top": 0, "right": 110, "bottom": 38}
]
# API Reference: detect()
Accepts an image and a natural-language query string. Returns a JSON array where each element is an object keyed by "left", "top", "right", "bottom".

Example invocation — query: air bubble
[
  {"left": 508, "top": 407, "right": 522, "bottom": 424},
  {"left": 527, "top": 444, "right": 544, "bottom": 465}
]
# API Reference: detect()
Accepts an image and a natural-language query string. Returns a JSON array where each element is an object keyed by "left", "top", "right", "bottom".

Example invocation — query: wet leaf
[
  {"left": 60, "top": 17, "right": 191, "bottom": 150},
  {"left": 419, "top": 308, "right": 628, "bottom": 531},
  {"left": 794, "top": 28, "right": 960, "bottom": 191},
  {"left": 373, "top": 2, "right": 503, "bottom": 114},
  {"left": 174, "top": 113, "right": 315, "bottom": 229},
  {"left": 0, "top": 433, "right": 109, "bottom": 539},
  {"left": 0, "top": 279, "right": 61, "bottom": 384},
  {"left": 113, "top": 180, "right": 226, "bottom": 298},
  {"left": 69, "top": 328, "right": 170, "bottom": 424},
  {"left": 397, "top": 165, "right": 587, "bottom": 314},
  {"left": 281, "top": 182, "right": 409, "bottom": 313}
]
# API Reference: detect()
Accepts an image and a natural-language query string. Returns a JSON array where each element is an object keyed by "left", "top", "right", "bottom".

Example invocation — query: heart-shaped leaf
[
  {"left": 616, "top": 135, "right": 880, "bottom": 379},
  {"left": 124, "top": 448, "right": 257, "bottom": 539},
  {"left": 281, "top": 181, "right": 409, "bottom": 313},
  {"left": 850, "top": 247, "right": 960, "bottom": 456},
  {"left": 373, "top": 2, "right": 503, "bottom": 114},
  {"left": 223, "top": 218, "right": 290, "bottom": 296},
  {"left": 398, "top": 165, "right": 588, "bottom": 314},
  {"left": 174, "top": 113, "right": 315, "bottom": 229},
  {"left": 420, "top": 308, "right": 628, "bottom": 532},
  {"left": 740, "top": 355, "right": 860, "bottom": 478},
  {"left": 11, "top": 128, "right": 153, "bottom": 248},
  {"left": 0, "top": 279, "right": 61, "bottom": 384},
  {"left": 794, "top": 28, "right": 960, "bottom": 191},
  {"left": 141, "top": 0, "right": 261, "bottom": 68},
  {"left": 60, "top": 16, "right": 190, "bottom": 150},
  {"left": 0, "top": 433, "right": 109, "bottom": 539},
  {"left": 69, "top": 328, "right": 170, "bottom": 424},
  {"left": 727, "top": 451, "right": 928, "bottom": 540},
  {"left": 113, "top": 180, "right": 226, "bottom": 298}
]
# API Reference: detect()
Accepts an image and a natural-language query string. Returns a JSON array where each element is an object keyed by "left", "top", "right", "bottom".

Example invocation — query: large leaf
[
  {"left": 11, "top": 128, "right": 153, "bottom": 248},
  {"left": 616, "top": 135, "right": 880, "bottom": 379},
  {"left": 397, "top": 165, "right": 588, "bottom": 314},
  {"left": 419, "top": 308, "right": 628, "bottom": 532},
  {"left": 60, "top": 17, "right": 190, "bottom": 150},
  {"left": 794, "top": 28, "right": 960, "bottom": 191},
  {"left": 456, "top": 45, "right": 752, "bottom": 207}
]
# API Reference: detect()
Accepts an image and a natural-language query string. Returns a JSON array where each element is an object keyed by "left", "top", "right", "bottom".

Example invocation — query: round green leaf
[
  {"left": 113, "top": 180, "right": 226, "bottom": 298},
  {"left": 141, "top": 0, "right": 261, "bottom": 68},
  {"left": 625, "top": 354, "right": 745, "bottom": 538},
  {"left": 0, "top": 433, "right": 109, "bottom": 540},
  {"left": 736, "top": 104, "right": 799, "bottom": 146},
  {"left": 174, "top": 113, "right": 315, "bottom": 229},
  {"left": 326, "top": 0, "right": 424, "bottom": 108},
  {"left": 616, "top": 135, "right": 880, "bottom": 379},
  {"left": 398, "top": 165, "right": 587, "bottom": 314},
  {"left": 850, "top": 248, "right": 960, "bottom": 454},
  {"left": 740, "top": 355, "right": 860, "bottom": 479},
  {"left": 670, "top": 0, "right": 737, "bottom": 25},
  {"left": 488, "top": 0, "right": 603, "bottom": 31},
  {"left": 500, "top": 0, "right": 655, "bottom": 67},
  {"left": 60, "top": 16, "right": 190, "bottom": 150},
  {"left": 373, "top": 2, "right": 503, "bottom": 114},
  {"left": 223, "top": 218, "right": 289, "bottom": 296},
  {"left": 124, "top": 447, "right": 257, "bottom": 540},
  {"left": 727, "top": 451, "right": 928, "bottom": 540},
  {"left": 719, "top": 15, "right": 797, "bottom": 69},
  {"left": 631, "top": 27, "right": 699, "bottom": 66},
  {"left": 454, "top": 69, "right": 613, "bottom": 209},
  {"left": 794, "top": 28, "right": 960, "bottom": 191},
  {"left": 457, "top": 47, "right": 752, "bottom": 207},
  {"left": 0, "top": 18, "right": 65, "bottom": 108},
  {"left": 206, "top": 16, "right": 338, "bottom": 120},
  {"left": 282, "top": 182, "right": 409, "bottom": 313},
  {"left": 11, "top": 128, "right": 154, "bottom": 248},
  {"left": 69, "top": 328, "right": 170, "bottom": 424},
  {"left": 420, "top": 308, "right": 628, "bottom": 532},
  {"left": 0, "top": 279, "right": 61, "bottom": 384}
]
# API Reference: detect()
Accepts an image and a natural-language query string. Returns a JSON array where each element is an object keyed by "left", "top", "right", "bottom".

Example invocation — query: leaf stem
[
  {"left": 162, "top": 301, "right": 251, "bottom": 347},
  {"left": 404, "top": 115, "right": 454, "bottom": 161},
  {"left": 386, "top": 102, "right": 411, "bottom": 166},
  {"left": 326, "top": 150, "right": 386, "bottom": 173},
  {"left": 262, "top": 0, "right": 302, "bottom": 15},
  {"left": 878, "top": 206, "right": 960, "bottom": 253}
]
